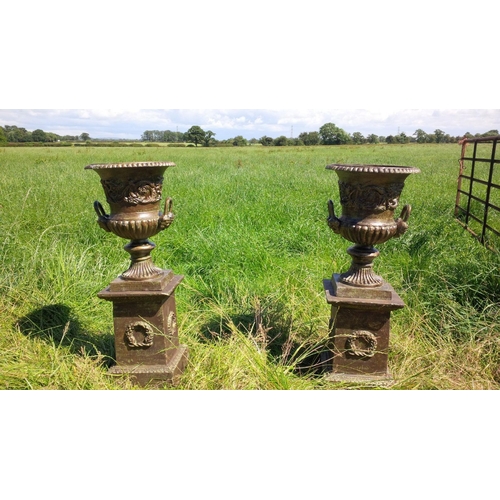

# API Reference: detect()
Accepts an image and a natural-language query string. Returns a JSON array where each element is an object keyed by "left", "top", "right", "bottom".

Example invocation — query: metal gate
[{"left": 455, "top": 135, "right": 500, "bottom": 251}]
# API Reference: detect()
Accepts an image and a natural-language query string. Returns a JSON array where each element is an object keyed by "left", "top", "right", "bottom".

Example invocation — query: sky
[
  {"left": 3, "top": 3, "right": 499, "bottom": 141},
  {"left": 1, "top": 109, "right": 499, "bottom": 141}
]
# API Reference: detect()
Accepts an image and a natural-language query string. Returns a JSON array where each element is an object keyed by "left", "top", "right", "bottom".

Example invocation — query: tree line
[
  {"left": 2, "top": 122, "right": 498, "bottom": 147},
  {"left": 143, "top": 123, "right": 500, "bottom": 147},
  {"left": 0, "top": 125, "right": 90, "bottom": 143}
]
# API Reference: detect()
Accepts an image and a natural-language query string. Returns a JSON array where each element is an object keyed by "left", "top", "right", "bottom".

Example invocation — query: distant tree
[
  {"left": 162, "top": 130, "right": 178, "bottom": 142},
  {"left": 232, "top": 135, "right": 247, "bottom": 147},
  {"left": 482, "top": 129, "right": 499, "bottom": 137},
  {"left": 386, "top": 135, "right": 395, "bottom": 144},
  {"left": 395, "top": 132, "right": 410, "bottom": 144},
  {"left": 0, "top": 126, "right": 7, "bottom": 143},
  {"left": 259, "top": 135, "right": 273, "bottom": 146},
  {"left": 32, "top": 129, "right": 47, "bottom": 142},
  {"left": 80, "top": 132, "right": 90, "bottom": 141},
  {"left": 298, "top": 131, "right": 320, "bottom": 145},
  {"left": 186, "top": 125, "right": 205, "bottom": 147},
  {"left": 5, "top": 126, "right": 31, "bottom": 142},
  {"left": 249, "top": 138, "right": 259, "bottom": 145},
  {"left": 434, "top": 129, "right": 446, "bottom": 143},
  {"left": 46, "top": 132, "right": 59, "bottom": 142},
  {"left": 378, "top": 136, "right": 386, "bottom": 143},
  {"left": 319, "top": 122, "right": 350, "bottom": 145},
  {"left": 140, "top": 129, "right": 185, "bottom": 143},
  {"left": 142, "top": 130, "right": 164, "bottom": 142},
  {"left": 366, "top": 134, "right": 379, "bottom": 144},
  {"left": 413, "top": 129, "right": 428, "bottom": 144},
  {"left": 351, "top": 132, "right": 366, "bottom": 144},
  {"left": 203, "top": 130, "right": 216, "bottom": 147},
  {"left": 273, "top": 135, "right": 288, "bottom": 146}
]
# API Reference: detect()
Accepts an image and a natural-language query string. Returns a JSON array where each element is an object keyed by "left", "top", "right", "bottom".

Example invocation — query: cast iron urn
[
  {"left": 86, "top": 161, "right": 188, "bottom": 386},
  {"left": 87, "top": 161, "right": 176, "bottom": 280},
  {"left": 323, "top": 163, "right": 420, "bottom": 383},
  {"left": 327, "top": 164, "right": 420, "bottom": 286}
]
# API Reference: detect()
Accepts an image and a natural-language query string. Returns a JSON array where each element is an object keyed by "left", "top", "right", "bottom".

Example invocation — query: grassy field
[{"left": 1, "top": 143, "right": 499, "bottom": 389}]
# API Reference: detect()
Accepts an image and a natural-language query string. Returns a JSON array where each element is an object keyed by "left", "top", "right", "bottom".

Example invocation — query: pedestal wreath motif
[{"left": 86, "top": 161, "right": 188, "bottom": 386}]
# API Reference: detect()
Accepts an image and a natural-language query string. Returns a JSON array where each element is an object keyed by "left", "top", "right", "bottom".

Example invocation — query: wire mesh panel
[{"left": 455, "top": 135, "right": 500, "bottom": 252}]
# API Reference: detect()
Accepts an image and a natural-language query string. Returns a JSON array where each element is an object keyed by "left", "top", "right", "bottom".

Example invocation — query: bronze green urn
[
  {"left": 86, "top": 161, "right": 188, "bottom": 387},
  {"left": 86, "top": 161, "right": 176, "bottom": 280},
  {"left": 326, "top": 164, "right": 420, "bottom": 287},
  {"left": 323, "top": 163, "right": 420, "bottom": 384}
]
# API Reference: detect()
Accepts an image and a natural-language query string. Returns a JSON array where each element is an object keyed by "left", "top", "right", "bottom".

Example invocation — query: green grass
[{"left": 1, "top": 144, "right": 499, "bottom": 389}]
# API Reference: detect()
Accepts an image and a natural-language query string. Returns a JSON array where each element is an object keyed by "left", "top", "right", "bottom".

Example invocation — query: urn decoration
[
  {"left": 85, "top": 161, "right": 176, "bottom": 280},
  {"left": 327, "top": 164, "right": 420, "bottom": 287}
]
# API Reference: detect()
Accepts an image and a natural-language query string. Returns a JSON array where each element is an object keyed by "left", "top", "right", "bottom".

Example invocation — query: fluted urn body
[
  {"left": 85, "top": 161, "right": 176, "bottom": 280},
  {"left": 327, "top": 164, "right": 420, "bottom": 287}
]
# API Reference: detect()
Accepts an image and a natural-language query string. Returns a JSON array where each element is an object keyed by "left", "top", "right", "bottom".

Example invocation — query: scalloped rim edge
[
  {"left": 85, "top": 161, "right": 176, "bottom": 169},
  {"left": 326, "top": 163, "right": 420, "bottom": 174}
]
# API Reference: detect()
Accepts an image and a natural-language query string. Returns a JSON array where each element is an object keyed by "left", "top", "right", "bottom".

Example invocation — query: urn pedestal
[
  {"left": 98, "top": 271, "right": 187, "bottom": 386},
  {"left": 86, "top": 162, "right": 188, "bottom": 387},
  {"left": 323, "top": 164, "right": 420, "bottom": 384},
  {"left": 323, "top": 276, "right": 404, "bottom": 384}
]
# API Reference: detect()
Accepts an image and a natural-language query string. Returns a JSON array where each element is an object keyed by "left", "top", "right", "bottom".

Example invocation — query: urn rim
[
  {"left": 326, "top": 163, "right": 420, "bottom": 175},
  {"left": 85, "top": 161, "right": 176, "bottom": 170}
]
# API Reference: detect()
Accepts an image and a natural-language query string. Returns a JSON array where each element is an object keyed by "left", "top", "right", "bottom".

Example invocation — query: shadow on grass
[
  {"left": 198, "top": 306, "right": 332, "bottom": 377},
  {"left": 15, "top": 304, "right": 115, "bottom": 367}
]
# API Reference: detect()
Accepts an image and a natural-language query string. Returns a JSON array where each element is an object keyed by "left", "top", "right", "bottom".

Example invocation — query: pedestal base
[
  {"left": 324, "top": 371, "right": 394, "bottom": 387},
  {"left": 98, "top": 270, "right": 188, "bottom": 387},
  {"left": 323, "top": 274, "right": 404, "bottom": 384},
  {"left": 109, "top": 344, "right": 188, "bottom": 387}
]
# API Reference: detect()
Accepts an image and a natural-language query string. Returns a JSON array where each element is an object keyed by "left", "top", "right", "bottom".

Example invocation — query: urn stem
[
  {"left": 122, "top": 239, "right": 164, "bottom": 280},
  {"left": 339, "top": 245, "right": 383, "bottom": 287}
]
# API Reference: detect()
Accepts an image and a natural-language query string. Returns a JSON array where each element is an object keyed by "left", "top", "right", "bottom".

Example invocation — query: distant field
[{"left": 1, "top": 144, "right": 499, "bottom": 389}]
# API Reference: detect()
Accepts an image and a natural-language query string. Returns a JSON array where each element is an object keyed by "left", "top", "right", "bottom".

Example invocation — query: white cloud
[{"left": 0, "top": 109, "right": 499, "bottom": 140}]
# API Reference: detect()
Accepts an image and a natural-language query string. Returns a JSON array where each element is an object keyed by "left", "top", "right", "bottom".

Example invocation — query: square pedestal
[
  {"left": 323, "top": 274, "right": 405, "bottom": 385},
  {"left": 98, "top": 270, "right": 188, "bottom": 387}
]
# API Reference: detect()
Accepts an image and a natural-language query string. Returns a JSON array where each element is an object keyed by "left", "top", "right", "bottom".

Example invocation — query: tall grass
[{"left": 1, "top": 144, "right": 499, "bottom": 389}]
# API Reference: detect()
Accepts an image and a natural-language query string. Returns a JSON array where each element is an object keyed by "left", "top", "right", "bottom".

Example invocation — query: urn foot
[
  {"left": 122, "top": 239, "right": 163, "bottom": 281},
  {"left": 340, "top": 245, "right": 383, "bottom": 287}
]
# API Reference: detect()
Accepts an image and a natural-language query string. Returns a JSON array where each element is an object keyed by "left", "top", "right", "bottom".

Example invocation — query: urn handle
[
  {"left": 159, "top": 197, "right": 175, "bottom": 230},
  {"left": 94, "top": 200, "right": 108, "bottom": 218},
  {"left": 395, "top": 204, "right": 412, "bottom": 237},
  {"left": 164, "top": 197, "right": 173, "bottom": 214},
  {"left": 327, "top": 199, "right": 341, "bottom": 233},
  {"left": 93, "top": 201, "right": 111, "bottom": 232}
]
